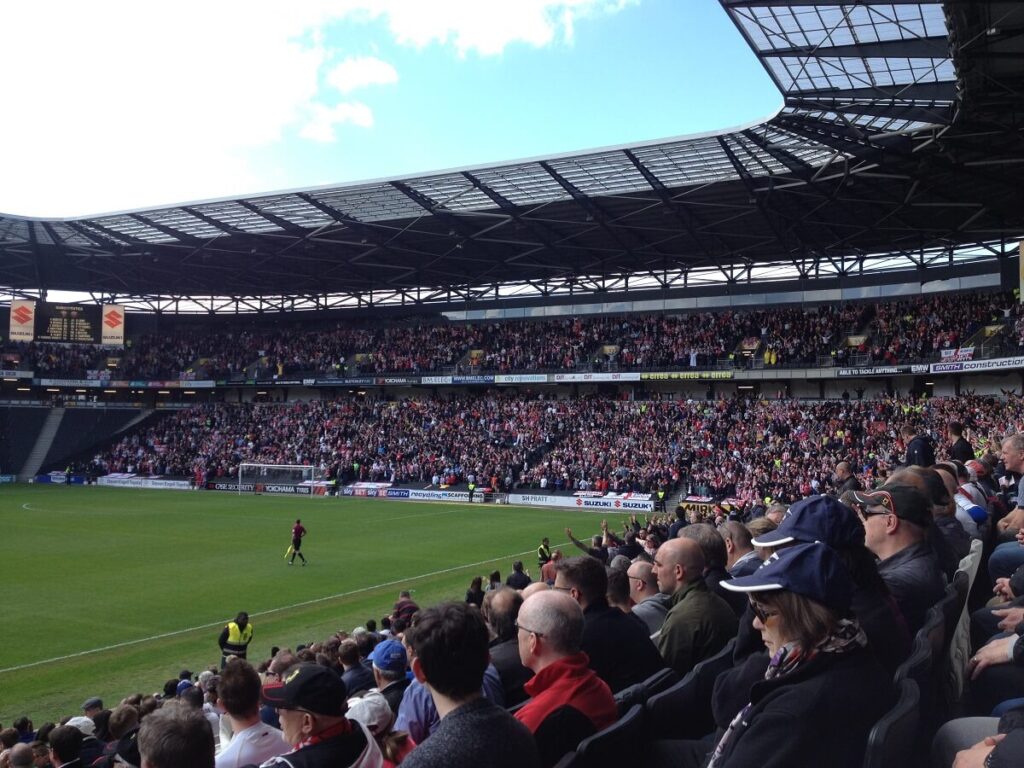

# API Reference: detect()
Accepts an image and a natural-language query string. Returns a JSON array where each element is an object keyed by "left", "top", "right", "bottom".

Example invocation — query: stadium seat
[
  {"left": 862, "top": 678, "right": 920, "bottom": 768},
  {"left": 552, "top": 750, "right": 585, "bottom": 768},
  {"left": 612, "top": 667, "right": 679, "bottom": 716},
  {"left": 948, "top": 541, "right": 983, "bottom": 703},
  {"left": 644, "top": 638, "right": 736, "bottom": 741},
  {"left": 575, "top": 704, "right": 645, "bottom": 768}
]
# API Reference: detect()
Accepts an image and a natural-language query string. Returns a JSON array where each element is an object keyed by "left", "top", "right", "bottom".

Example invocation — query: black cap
[
  {"left": 261, "top": 663, "right": 348, "bottom": 716},
  {"left": 81, "top": 696, "right": 103, "bottom": 711},
  {"left": 850, "top": 486, "right": 933, "bottom": 528}
]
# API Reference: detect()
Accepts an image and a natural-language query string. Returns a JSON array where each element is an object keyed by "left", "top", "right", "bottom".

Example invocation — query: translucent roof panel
[
  {"left": 546, "top": 152, "right": 653, "bottom": 197},
  {"left": 309, "top": 184, "right": 428, "bottom": 223},
  {"left": 404, "top": 174, "right": 498, "bottom": 213},
  {"left": 470, "top": 164, "right": 574, "bottom": 207}
]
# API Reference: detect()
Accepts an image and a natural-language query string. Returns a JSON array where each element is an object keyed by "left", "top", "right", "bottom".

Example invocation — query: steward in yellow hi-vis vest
[{"left": 219, "top": 611, "right": 254, "bottom": 666}]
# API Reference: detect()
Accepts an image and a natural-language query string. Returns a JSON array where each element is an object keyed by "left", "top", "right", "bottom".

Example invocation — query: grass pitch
[{"left": 0, "top": 484, "right": 626, "bottom": 723}]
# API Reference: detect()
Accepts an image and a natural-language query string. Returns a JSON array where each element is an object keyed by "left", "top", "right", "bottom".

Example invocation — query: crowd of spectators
[
  {"left": 90, "top": 392, "right": 1024, "bottom": 507},
  {"left": 8, "top": 451, "right": 1024, "bottom": 767},
  {"left": 5, "top": 290, "right": 1021, "bottom": 381}
]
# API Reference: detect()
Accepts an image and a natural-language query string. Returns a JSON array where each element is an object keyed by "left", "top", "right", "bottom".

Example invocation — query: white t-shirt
[{"left": 215, "top": 721, "right": 290, "bottom": 768}]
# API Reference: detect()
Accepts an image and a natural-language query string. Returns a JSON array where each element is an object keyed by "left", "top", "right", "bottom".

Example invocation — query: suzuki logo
[
  {"left": 104, "top": 310, "right": 122, "bottom": 329},
  {"left": 12, "top": 306, "right": 32, "bottom": 325}
]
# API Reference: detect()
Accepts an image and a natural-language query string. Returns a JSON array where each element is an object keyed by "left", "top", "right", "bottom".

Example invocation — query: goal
[{"left": 237, "top": 463, "right": 323, "bottom": 496}]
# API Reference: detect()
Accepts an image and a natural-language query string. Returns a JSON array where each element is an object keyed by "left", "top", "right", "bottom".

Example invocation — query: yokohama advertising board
[{"left": 207, "top": 481, "right": 313, "bottom": 495}]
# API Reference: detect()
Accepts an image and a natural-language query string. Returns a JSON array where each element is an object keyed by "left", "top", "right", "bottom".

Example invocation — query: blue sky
[{"left": 0, "top": 0, "right": 780, "bottom": 218}]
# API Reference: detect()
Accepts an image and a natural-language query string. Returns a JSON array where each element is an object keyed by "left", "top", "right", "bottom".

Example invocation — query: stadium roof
[{"left": 1, "top": 0, "right": 1022, "bottom": 313}]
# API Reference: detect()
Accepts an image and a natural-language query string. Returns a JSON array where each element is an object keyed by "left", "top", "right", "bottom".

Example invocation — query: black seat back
[{"left": 862, "top": 678, "right": 920, "bottom": 768}]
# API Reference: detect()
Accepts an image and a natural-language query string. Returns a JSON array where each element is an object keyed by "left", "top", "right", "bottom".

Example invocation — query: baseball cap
[
  {"left": 261, "top": 663, "right": 348, "bottom": 716},
  {"left": 81, "top": 696, "right": 103, "bottom": 711},
  {"left": 369, "top": 638, "right": 407, "bottom": 674},
  {"left": 175, "top": 680, "right": 194, "bottom": 696},
  {"left": 850, "top": 486, "right": 933, "bottom": 528},
  {"left": 66, "top": 716, "right": 96, "bottom": 736},
  {"left": 722, "top": 541, "right": 853, "bottom": 613},
  {"left": 346, "top": 691, "right": 394, "bottom": 736},
  {"left": 750, "top": 495, "right": 864, "bottom": 549}
]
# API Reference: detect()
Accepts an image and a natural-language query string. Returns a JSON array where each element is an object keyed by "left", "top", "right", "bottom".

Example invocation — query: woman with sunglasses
[{"left": 688, "top": 542, "right": 893, "bottom": 768}]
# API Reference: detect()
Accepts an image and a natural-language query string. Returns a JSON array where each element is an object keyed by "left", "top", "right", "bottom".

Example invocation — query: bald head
[
  {"left": 835, "top": 461, "right": 852, "bottom": 480},
  {"left": 517, "top": 590, "right": 584, "bottom": 670},
  {"left": 521, "top": 581, "right": 550, "bottom": 600},
  {"left": 487, "top": 587, "right": 523, "bottom": 642},
  {"left": 626, "top": 560, "right": 658, "bottom": 603},
  {"left": 653, "top": 537, "right": 705, "bottom": 596}
]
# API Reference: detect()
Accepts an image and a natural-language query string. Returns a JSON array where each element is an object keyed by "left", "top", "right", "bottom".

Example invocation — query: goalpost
[{"left": 237, "top": 463, "right": 323, "bottom": 496}]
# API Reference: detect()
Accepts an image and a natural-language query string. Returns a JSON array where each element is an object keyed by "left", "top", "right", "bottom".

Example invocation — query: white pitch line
[{"left": 0, "top": 544, "right": 547, "bottom": 675}]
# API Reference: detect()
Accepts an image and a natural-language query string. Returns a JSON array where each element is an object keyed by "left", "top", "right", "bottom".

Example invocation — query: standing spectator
[
  {"left": 505, "top": 561, "right": 531, "bottom": 590},
  {"left": 901, "top": 424, "right": 936, "bottom": 467},
  {"left": 464, "top": 577, "right": 484, "bottom": 609},
  {"left": 214, "top": 659, "right": 288, "bottom": 768},
  {"left": 948, "top": 422, "right": 974, "bottom": 463},
  {"left": 401, "top": 603, "right": 539, "bottom": 768},
  {"left": 218, "top": 612, "right": 254, "bottom": 667},
  {"left": 540, "top": 551, "right": 562, "bottom": 585},
  {"left": 833, "top": 461, "right": 862, "bottom": 496},
  {"left": 392, "top": 592, "right": 419, "bottom": 624}
]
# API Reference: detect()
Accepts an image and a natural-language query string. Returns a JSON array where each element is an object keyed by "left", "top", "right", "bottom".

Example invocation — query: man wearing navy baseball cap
[
  {"left": 369, "top": 638, "right": 411, "bottom": 715},
  {"left": 259, "top": 664, "right": 382, "bottom": 768}
]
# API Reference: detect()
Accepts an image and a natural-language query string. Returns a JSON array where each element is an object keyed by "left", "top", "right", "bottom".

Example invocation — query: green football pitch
[{"left": 0, "top": 484, "right": 628, "bottom": 723}]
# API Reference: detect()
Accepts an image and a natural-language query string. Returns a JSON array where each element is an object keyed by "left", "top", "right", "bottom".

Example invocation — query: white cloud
[
  {"left": 373, "top": 0, "right": 635, "bottom": 56},
  {"left": 327, "top": 56, "right": 399, "bottom": 94},
  {"left": 0, "top": 0, "right": 634, "bottom": 216},
  {"left": 299, "top": 102, "right": 374, "bottom": 142}
]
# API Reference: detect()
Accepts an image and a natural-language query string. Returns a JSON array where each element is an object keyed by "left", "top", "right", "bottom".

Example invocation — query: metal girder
[{"left": 761, "top": 36, "right": 951, "bottom": 60}]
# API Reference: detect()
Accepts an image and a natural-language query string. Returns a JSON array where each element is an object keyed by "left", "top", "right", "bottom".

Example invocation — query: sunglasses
[{"left": 749, "top": 602, "right": 779, "bottom": 623}]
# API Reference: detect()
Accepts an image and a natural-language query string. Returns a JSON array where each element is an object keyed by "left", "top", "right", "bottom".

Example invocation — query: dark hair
[
  {"left": 108, "top": 705, "right": 140, "bottom": 740},
  {"left": 235, "top": 612, "right": 249, "bottom": 627},
  {"left": 408, "top": 602, "right": 489, "bottom": 699},
  {"left": 217, "top": 659, "right": 261, "bottom": 719},
  {"left": 679, "top": 523, "right": 727, "bottom": 570},
  {"left": 512, "top": 560, "right": 524, "bottom": 572},
  {"left": 488, "top": 570, "right": 501, "bottom": 584},
  {"left": 555, "top": 556, "right": 607, "bottom": 605},
  {"left": 179, "top": 686, "right": 204, "bottom": 710},
  {"left": 1, "top": 728, "right": 19, "bottom": 749},
  {"left": 138, "top": 703, "right": 214, "bottom": 768},
  {"left": 48, "top": 726, "right": 84, "bottom": 764},
  {"left": 757, "top": 590, "right": 842, "bottom": 654},
  {"left": 355, "top": 630, "right": 377, "bottom": 659},
  {"left": 606, "top": 567, "right": 630, "bottom": 608},
  {"left": 93, "top": 709, "right": 112, "bottom": 741},
  {"left": 470, "top": 575, "right": 483, "bottom": 591},
  {"left": 338, "top": 639, "right": 360, "bottom": 667},
  {"left": 366, "top": 619, "right": 377, "bottom": 632},
  {"left": 949, "top": 421, "right": 963, "bottom": 436},
  {"left": 138, "top": 696, "right": 161, "bottom": 719}
]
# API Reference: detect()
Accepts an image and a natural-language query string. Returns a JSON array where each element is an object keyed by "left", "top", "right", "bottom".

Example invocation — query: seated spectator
[
  {"left": 368, "top": 639, "right": 412, "bottom": 716},
  {"left": 339, "top": 640, "right": 375, "bottom": 698},
  {"left": 7, "top": 743, "right": 33, "bottom": 768},
  {"left": 852, "top": 486, "right": 947, "bottom": 634},
  {"left": 259, "top": 664, "right": 382, "bottom": 768},
  {"left": 654, "top": 543, "right": 893, "bottom": 767},
  {"left": 626, "top": 560, "right": 671, "bottom": 636},
  {"left": 400, "top": 603, "right": 539, "bottom": 768},
  {"left": 720, "top": 521, "right": 761, "bottom": 578},
  {"left": 678, "top": 524, "right": 747, "bottom": 615},
  {"left": 346, "top": 691, "right": 414, "bottom": 767},
  {"left": 652, "top": 538, "right": 738, "bottom": 676},
  {"left": 214, "top": 659, "right": 288, "bottom": 768},
  {"left": 137, "top": 702, "right": 215, "bottom": 768},
  {"left": 554, "top": 555, "right": 666, "bottom": 692},
  {"left": 483, "top": 588, "right": 533, "bottom": 708},
  {"left": 391, "top": 592, "right": 419, "bottom": 624},
  {"left": 514, "top": 590, "right": 617, "bottom": 767},
  {"left": 64, "top": 717, "right": 104, "bottom": 767}
]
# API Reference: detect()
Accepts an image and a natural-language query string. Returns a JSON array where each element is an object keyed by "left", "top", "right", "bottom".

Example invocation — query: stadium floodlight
[{"left": 237, "top": 463, "right": 325, "bottom": 497}]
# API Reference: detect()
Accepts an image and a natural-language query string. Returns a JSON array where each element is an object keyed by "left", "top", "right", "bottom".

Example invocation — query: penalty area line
[{"left": 0, "top": 543, "right": 551, "bottom": 675}]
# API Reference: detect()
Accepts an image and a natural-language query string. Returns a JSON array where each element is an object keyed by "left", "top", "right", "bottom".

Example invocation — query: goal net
[{"left": 238, "top": 464, "right": 324, "bottom": 496}]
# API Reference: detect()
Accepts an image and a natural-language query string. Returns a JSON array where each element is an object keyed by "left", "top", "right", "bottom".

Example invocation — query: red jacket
[{"left": 515, "top": 652, "right": 616, "bottom": 733}]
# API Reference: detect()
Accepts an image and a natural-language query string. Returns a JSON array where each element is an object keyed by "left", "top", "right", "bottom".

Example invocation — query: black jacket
[
  {"left": 950, "top": 436, "right": 975, "bottom": 464},
  {"left": 581, "top": 599, "right": 665, "bottom": 692},
  {"left": 903, "top": 435, "right": 936, "bottom": 468},
  {"left": 709, "top": 648, "right": 893, "bottom": 768}
]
